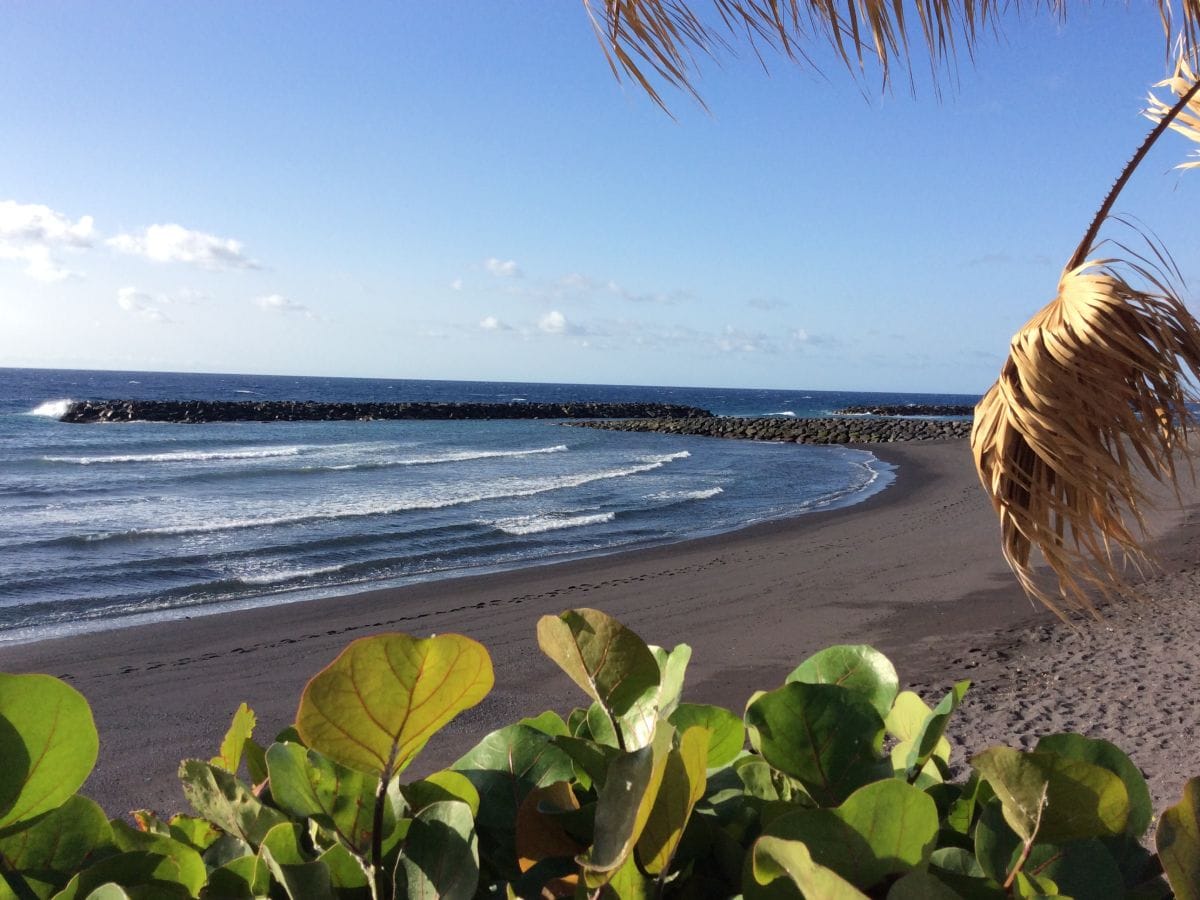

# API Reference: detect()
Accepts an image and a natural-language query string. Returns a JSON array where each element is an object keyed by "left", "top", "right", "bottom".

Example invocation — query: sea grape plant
[{"left": 1, "top": 607, "right": 1199, "bottom": 898}]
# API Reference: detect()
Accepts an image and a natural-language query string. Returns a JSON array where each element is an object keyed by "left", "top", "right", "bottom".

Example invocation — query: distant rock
[
  {"left": 567, "top": 415, "right": 972, "bottom": 444},
  {"left": 833, "top": 404, "right": 975, "bottom": 417}
]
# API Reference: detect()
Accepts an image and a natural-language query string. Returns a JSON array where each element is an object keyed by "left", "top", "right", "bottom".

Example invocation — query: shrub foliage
[{"left": 1, "top": 607, "right": 1197, "bottom": 898}]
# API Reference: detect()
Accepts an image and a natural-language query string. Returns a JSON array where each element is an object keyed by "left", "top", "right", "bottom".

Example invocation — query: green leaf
[
  {"left": 209, "top": 703, "right": 256, "bottom": 775},
  {"left": 580, "top": 727, "right": 673, "bottom": 876},
  {"left": 316, "top": 843, "right": 369, "bottom": 891},
  {"left": 1036, "top": 733, "right": 1152, "bottom": 838},
  {"left": 199, "top": 854, "right": 268, "bottom": 900},
  {"left": 0, "top": 674, "right": 98, "bottom": 833},
  {"left": 787, "top": 645, "right": 898, "bottom": 720},
  {"left": 650, "top": 643, "right": 691, "bottom": 720},
  {"left": 1158, "top": 776, "right": 1200, "bottom": 900},
  {"left": 396, "top": 799, "right": 478, "bottom": 900},
  {"left": 1024, "top": 838, "right": 1125, "bottom": 898},
  {"left": 744, "top": 682, "right": 886, "bottom": 806},
  {"left": 79, "top": 886, "right": 131, "bottom": 900},
  {"left": 109, "top": 821, "right": 206, "bottom": 898},
  {"left": 536, "top": 608, "right": 661, "bottom": 750},
  {"left": 403, "top": 770, "right": 480, "bottom": 818},
  {"left": 165, "top": 816, "right": 219, "bottom": 853},
  {"left": 974, "top": 800, "right": 1022, "bottom": 885},
  {"left": 519, "top": 711, "right": 569, "bottom": 737},
  {"left": 636, "top": 726, "right": 709, "bottom": 875},
  {"left": 905, "top": 681, "right": 969, "bottom": 776},
  {"left": 0, "top": 795, "right": 110, "bottom": 893},
  {"left": 669, "top": 703, "right": 745, "bottom": 768},
  {"left": 177, "top": 760, "right": 287, "bottom": 847},
  {"left": 887, "top": 869, "right": 965, "bottom": 899},
  {"left": 264, "top": 742, "right": 381, "bottom": 858},
  {"left": 763, "top": 779, "right": 938, "bottom": 888},
  {"left": 971, "top": 747, "right": 1129, "bottom": 844},
  {"left": 552, "top": 735, "right": 621, "bottom": 792},
  {"left": 296, "top": 632, "right": 493, "bottom": 780},
  {"left": 750, "top": 835, "right": 870, "bottom": 898},
  {"left": 50, "top": 852, "right": 190, "bottom": 900},
  {"left": 258, "top": 823, "right": 333, "bottom": 900}
]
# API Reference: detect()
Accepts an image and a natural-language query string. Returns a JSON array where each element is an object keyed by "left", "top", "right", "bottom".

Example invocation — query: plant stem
[
  {"left": 1068, "top": 72, "right": 1200, "bottom": 270},
  {"left": 1002, "top": 838, "right": 1035, "bottom": 892}
]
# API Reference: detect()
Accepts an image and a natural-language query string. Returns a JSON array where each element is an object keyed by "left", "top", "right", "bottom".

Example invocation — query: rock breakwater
[
  {"left": 569, "top": 416, "right": 971, "bottom": 444},
  {"left": 58, "top": 400, "right": 713, "bottom": 424},
  {"left": 834, "top": 404, "right": 975, "bottom": 416}
]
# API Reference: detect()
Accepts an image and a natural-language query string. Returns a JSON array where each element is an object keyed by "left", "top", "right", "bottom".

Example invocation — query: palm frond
[
  {"left": 971, "top": 253, "right": 1200, "bottom": 616},
  {"left": 1147, "top": 52, "right": 1200, "bottom": 167}
]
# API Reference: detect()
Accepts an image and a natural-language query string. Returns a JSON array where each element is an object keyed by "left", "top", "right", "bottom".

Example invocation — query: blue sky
[{"left": 1, "top": 1, "right": 1196, "bottom": 392}]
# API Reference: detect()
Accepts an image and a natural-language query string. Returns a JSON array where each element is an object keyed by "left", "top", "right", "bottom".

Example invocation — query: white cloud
[
  {"left": 484, "top": 257, "right": 521, "bottom": 278},
  {"left": 538, "top": 310, "right": 570, "bottom": 334},
  {"left": 450, "top": 278, "right": 464, "bottom": 291},
  {"left": 0, "top": 200, "right": 94, "bottom": 282},
  {"left": 116, "top": 286, "right": 170, "bottom": 323},
  {"left": 254, "top": 293, "right": 312, "bottom": 317},
  {"left": 479, "top": 315, "right": 510, "bottom": 331},
  {"left": 109, "top": 223, "right": 258, "bottom": 270}
]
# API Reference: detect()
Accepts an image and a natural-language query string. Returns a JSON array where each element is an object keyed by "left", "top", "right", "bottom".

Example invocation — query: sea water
[{"left": 0, "top": 368, "right": 978, "bottom": 643}]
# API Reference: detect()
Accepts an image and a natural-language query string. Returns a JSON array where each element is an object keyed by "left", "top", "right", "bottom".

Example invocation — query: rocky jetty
[
  {"left": 833, "top": 403, "right": 975, "bottom": 417},
  {"left": 568, "top": 416, "right": 971, "bottom": 444},
  {"left": 58, "top": 400, "right": 713, "bottom": 424}
]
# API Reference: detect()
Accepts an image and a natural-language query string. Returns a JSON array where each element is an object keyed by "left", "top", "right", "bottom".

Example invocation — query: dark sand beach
[{"left": 6, "top": 438, "right": 1199, "bottom": 820}]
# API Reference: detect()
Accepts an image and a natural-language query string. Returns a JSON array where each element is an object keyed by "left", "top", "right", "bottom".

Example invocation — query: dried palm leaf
[
  {"left": 583, "top": 0, "right": 1197, "bottom": 110},
  {"left": 971, "top": 253, "right": 1200, "bottom": 616},
  {"left": 1147, "top": 52, "right": 1200, "bottom": 167}
]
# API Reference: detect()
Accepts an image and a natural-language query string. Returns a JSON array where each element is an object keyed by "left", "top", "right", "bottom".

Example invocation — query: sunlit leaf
[
  {"left": 750, "top": 835, "right": 869, "bottom": 898},
  {"left": 1036, "top": 733, "right": 1152, "bottom": 837},
  {"left": 209, "top": 703, "right": 256, "bottom": 776},
  {"left": 636, "top": 726, "right": 708, "bottom": 875},
  {"left": 0, "top": 795, "right": 110, "bottom": 892},
  {"left": 669, "top": 703, "right": 744, "bottom": 768},
  {"left": 1158, "top": 776, "right": 1200, "bottom": 900},
  {"left": 109, "top": 820, "right": 206, "bottom": 898},
  {"left": 178, "top": 760, "right": 287, "bottom": 847},
  {"left": 787, "top": 645, "right": 899, "bottom": 719},
  {"left": 258, "top": 822, "right": 334, "bottom": 900},
  {"left": 396, "top": 800, "right": 478, "bottom": 900}
]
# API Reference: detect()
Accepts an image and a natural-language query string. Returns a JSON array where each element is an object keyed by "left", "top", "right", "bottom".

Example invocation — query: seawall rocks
[
  {"left": 567, "top": 416, "right": 972, "bottom": 444},
  {"left": 58, "top": 400, "right": 714, "bottom": 424},
  {"left": 834, "top": 404, "right": 975, "bottom": 416}
]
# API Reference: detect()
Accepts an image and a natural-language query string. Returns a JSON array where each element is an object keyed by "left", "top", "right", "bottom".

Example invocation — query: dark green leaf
[
  {"left": 177, "top": 760, "right": 287, "bottom": 847},
  {"left": 787, "top": 645, "right": 898, "bottom": 719},
  {"left": 396, "top": 800, "right": 478, "bottom": 900},
  {"left": 1036, "top": 733, "right": 1152, "bottom": 838}
]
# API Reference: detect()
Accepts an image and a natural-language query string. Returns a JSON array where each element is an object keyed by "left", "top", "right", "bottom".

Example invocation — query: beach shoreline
[{"left": 7, "top": 437, "right": 1196, "bottom": 821}]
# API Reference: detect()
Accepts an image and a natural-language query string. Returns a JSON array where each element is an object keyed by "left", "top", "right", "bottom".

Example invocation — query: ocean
[{"left": 0, "top": 368, "right": 978, "bottom": 643}]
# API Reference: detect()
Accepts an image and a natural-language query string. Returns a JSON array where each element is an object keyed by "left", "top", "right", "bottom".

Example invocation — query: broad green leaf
[
  {"left": 258, "top": 823, "right": 333, "bottom": 900},
  {"left": 210, "top": 703, "right": 256, "bottom": 775},
  {"left": 1036, "top": 733, "right": 1152, "bottom": 837},
  {"left": 51, "top": 852, "right": 189, "bottom": 900},
  {"left": 200, "top": 854, "right": 268, "bottom": 900},
  {"left": 404, "top": 770, "right": 480, "bottom": 818},
  {"left": 585, "top": 703, "right": 621, "bottom": 749},
  {"left": 265, "top": 742, "right": 381, "bottom": 857},
  {"left": 0, "top": 795, "right": 109, "bottom": 891},
  {"left": 890, "top": 741, "right": 942, "bottom": 788},
  {"left": 787, "top": 645, "right": 898, "bottom": 719},
  {"left": 764, "top": 779, "right": 938, "bottom": 888},
  {"left": 296, "top": 632, "right": 493, "bottom": 779},
  {"left": 536, "top": 608, "right": 660, "bottom": 749},
  {"left": 165, "top": 816, "right": 219, "bottom": 853},
  {"left": 887, "top": 869, "right": 965, "bottom": 899},
  {"left": 750, "top": 836, "right": 869, "bottom": 899},
  {"left": 519, "top": 711, "right": 569, "bottom": 737},
  {"left": 974, "top": 800, "right": 1022, "bottom": 885},
  {"left": 580, "top": 727, "right": 673, "bottom": 876},
  {"left": 1158, "top": 776, "right": 1200, "bottom": 900},
  {"left": 650, "top": 643, "right": 691, "bottom": 720},
  {"left": 744, "top": 682, "right": 885, "bottom": 806},
  {"left": 972, "top": 747, "right": 1129, "bottom": 844},
  {"left": 178, "top": 760, "right": 287, "bottom": 847},
  {"left": 1024, "top": 839, "right": 1125, "bottom": 898},
  {"left": 636, "top": 726, "right": 709, "bottom": 875},
  {"left": 552, "top": 735, "right": 621, "bottom": 791},
  {"left": 669, "top": 703, "right": 745, "bottom": 768},
  {"left": 396, "top": 800, "right": 478, "bottom": 900},
  {"left": 80, "top": 887, "right": 130, "bottom": 900},
  {"left": 585, "top": 853, "right": 651, "bottom": 897},
  {"left": 0, "top": 674, "right": 98, "bottom": 832},
  {"left": 109, "top": 821, "right": 205, "bottom": 898},
  {"left": 905, "top": 681, "right": 969, "bottom": 776},
  {"left": 885, "top": 691, "right": 936, "bottom": 742},
  {"left": 316, "top": 843, "right": 370, "bottom": 891},
  {"left": 515, "top": 781, "right": 583, "bottom": 892}
]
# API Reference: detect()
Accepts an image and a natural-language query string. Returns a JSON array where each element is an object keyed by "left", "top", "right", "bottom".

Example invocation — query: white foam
[
  {"left": 27, "top": 399, "right": 72, "bottom": 418},
  {"left": 491, "top": 512, "right": 615, "bottom": 535},
  {"left": 44, "top": 446, "right": 305, "bottom": 465},
  {"left": 236, "top": 563, "right": 348, "bottom": 585},
  {"left": 307, "top": 444, "right": 569, "bottom": 472},
  {"left": 651, "top": 487, "right": 724, "bottom": 501},
  {"left": 767, "top": 411, "right": 796, "bottom": 417}
]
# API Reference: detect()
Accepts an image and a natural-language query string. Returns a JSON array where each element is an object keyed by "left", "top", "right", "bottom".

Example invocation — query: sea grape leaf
[
  {"left": 396, "top": 800, "right": 478, "bottom": 900},
  {"left": 316, "top": 842, "right": 370, "bottom": 891},
  {"left": 552, "top": 735, "right": 620, "bottom": 792},
  {"left": 974, "top": 800, "right": 1022, "bottom": 885},
  {"left": 750, "top": 835, "right": 870, "bottom": 899},
  {"left": 210, "top": 703, "right": 256, "bottom": 775},
  {"left": 0, "top": 794, "right": 110, "bottom": 891},
  {"left": 79, "top": 886, "right": 131, "bottom": 900},
  {"left": 0, "top": 674, "right": 98, "bottom": 833},
  {"left": 296, "top": 632, "right": 493, "bottom": 780},
  {"left": 650, "top": 643, "right": 692, "bottom": 720},
  {"left": 536, "top": 608, "right": 661, "bottom": 750},
  {"left": 585, "top": 703, "right": 621, "bottom": 749},
  {"left": 515, "top": 781, "right": 583, "bottom": 891},
  {"left": 579, "top": 726, "right": 673, "bottom": 878},
  {"left": 669, "top": 703, "right": 745, "bottom": 768},
  {"left": 887, "top": 869, "right": 966, "bottom": 899},
  {"left": 109, "top": 820, "right": 206, "bottom": 897},
  {"left": 265, "top": 742, "right": 381, "bottom": 858},
  {"left": 403, "top": 770, "right": 480, "bottom": 818},
  {"left": 258, "top": 823, "right": 334, "bottom": 900},
  {"left": 584, "top": 854, "right": 651, "bottom": 897},
  {"left": 787, "top": 645, "right": 899, "bottom": 720},
  {"left": 200, "top": 853, "right": 269, "bottom": 900},
  {"left": 890, "top": 742, "right": 942, "bottom": 788},
  {"left": 1157, "top": 776, "right": 1200, "bottom": 900},
  {"left": 519, "top": 711, "right": 570, "bottom": 737},
  {"left": 904, "top": 681, "right": 969, "bottom": 777},
  {"left": 744, "top": 682, "right": 886, "bottom": 806},
  {"left": 178, "top": 759, "right": 287, "bottom": 847},
  {"left": 1035, "top": 733, "right": 1152, "bottom": 838},
  {"left": 763, "top": 779, "right": 938, "bottom": 888},
  {"left": 50, "top": 852, "right": 190, "bottom": 900},
  {"left": 1023, "top": 838, "right": 1125, "bottom": 898},
  {"left": 165, "top": 816, "right": 220, "bottom": 853},
  {"left": 972, "top": 747, "right": 1128, "bottom": 844},
  {"left": 636, "top": 726, "right": 709, "bottom": 875}
]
